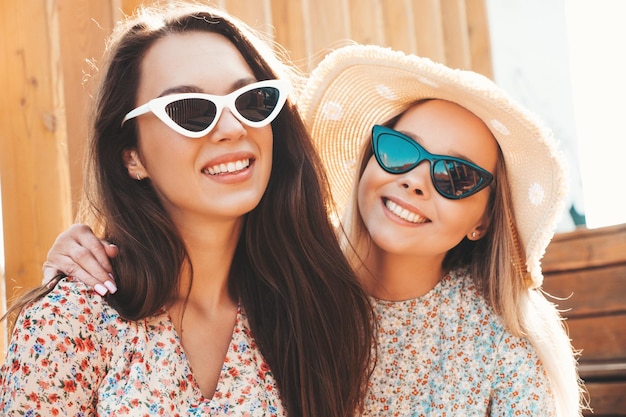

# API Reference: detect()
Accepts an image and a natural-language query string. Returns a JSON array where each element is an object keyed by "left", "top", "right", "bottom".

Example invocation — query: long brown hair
[{"left": 5, "top": 3, "right": 373, "bottom": 416}]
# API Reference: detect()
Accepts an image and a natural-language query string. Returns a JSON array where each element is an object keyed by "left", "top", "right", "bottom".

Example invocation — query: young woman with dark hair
[{"left": 0, "top": 4, "right": 373, "bottom": 416}]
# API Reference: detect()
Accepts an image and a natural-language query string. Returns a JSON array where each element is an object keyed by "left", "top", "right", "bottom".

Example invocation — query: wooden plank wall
[
  {"left": 542, "top": 223, "right": 626, "bottom": 416},
  {"left": 0, "top": 0, "right": 492, "bottom": 350}
]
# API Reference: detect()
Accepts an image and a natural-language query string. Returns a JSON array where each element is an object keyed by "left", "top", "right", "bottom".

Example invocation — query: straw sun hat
[{"left": 297, "top": 44, "right": 568, "bottom": 288}]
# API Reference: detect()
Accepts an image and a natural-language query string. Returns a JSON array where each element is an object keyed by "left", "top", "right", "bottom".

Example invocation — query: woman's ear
[
  {"left": 123, "top": 149, "right": 148, "bottom": 181},
  {"left": 468, "top": 217, "right": 490, "bottom": 241}
]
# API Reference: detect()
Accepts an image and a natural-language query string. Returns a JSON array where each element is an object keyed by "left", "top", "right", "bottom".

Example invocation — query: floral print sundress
[
  {"left": 0, "top": 277, "right": 285, "bottom": 416},
  {"left": 362, "top": 268, "right": 556, "bottom": 416}
]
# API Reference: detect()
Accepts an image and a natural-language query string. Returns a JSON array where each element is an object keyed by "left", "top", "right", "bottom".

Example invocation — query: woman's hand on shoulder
[{"left": 42, "top": 223, "right": 118, "bottom": 296}]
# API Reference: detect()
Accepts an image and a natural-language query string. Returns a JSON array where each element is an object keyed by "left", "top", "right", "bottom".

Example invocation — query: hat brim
[{"left": 298, "top": 45, "right": 568, "bottom": 287}]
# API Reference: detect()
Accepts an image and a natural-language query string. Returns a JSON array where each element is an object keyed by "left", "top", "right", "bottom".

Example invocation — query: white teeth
[
  {"left": 385, "top": 199, "right": 426, "bottom": 223},
  {"left": 205, "top": 158, "right": 250, "bottom": 175}
]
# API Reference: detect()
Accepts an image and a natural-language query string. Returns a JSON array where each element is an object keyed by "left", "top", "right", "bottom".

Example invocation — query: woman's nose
[
  {"left": 398, "top": 161, "right": 432, "bottom": 197},
  {"left": 208, "top": 108, "right": 247, "bottom": 142}
]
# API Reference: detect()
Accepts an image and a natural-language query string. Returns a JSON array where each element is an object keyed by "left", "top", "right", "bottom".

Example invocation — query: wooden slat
[
  {"left": 440, "top": 0, "right": 471, "bottom": 69},
  {"left": 583, "top": 381, "right": 626, "bottom": 417},
  {"left": 579, "top": 361, "right": 626, "bottom": 380},
  {"left": 543, "top": 224, "right": 626, "bottom": 273},
  {"left": 348, "top": 0, "right": 386, "bottom": 47},
  {"left": 566, "top": 314, "right": 626, "bottom": 362},
  {"left": 411, "top": 0, "right": 446, "bottom": 63},
  {"left": 380, "top": 0, "right": 416, "bottom": 54},
  {"left": 302, "top": 0, "right": 351, "bottom": 70},
  {"left": 0, "top": 0, "right": 73, "bottom": 348},
  {"left": 542, "top": 264, "right": 626, "bottom": 318},
  {"left": 465, "top": 0, "right": 492, "bottom": 78},
  {"left": 57, "top": 1, "right": 116, "bottom": 216},
  {"left": 223, "top": 0, "right": 272, "bottom": 34},
  {"left": 119, "top": 0, "right": 146, "bottom": 18},
  {"left": 270, "top": 0, "right": 309, "bottom": 70}
]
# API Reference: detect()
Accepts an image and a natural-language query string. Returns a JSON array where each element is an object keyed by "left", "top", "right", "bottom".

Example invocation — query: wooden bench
[{"left": 541, "top": 223, "right": 626, "bottom": 416}]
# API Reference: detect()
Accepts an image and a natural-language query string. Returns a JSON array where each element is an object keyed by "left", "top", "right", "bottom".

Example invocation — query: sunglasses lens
[
  {"left": 165, "top": 98, "right": 217, "bottom": 132},
  {"left": 376, "top": 132, "right": 421, "bottom": 172},
  {"left": 433, "top": 160, "right": 484, "bottom": 198},
  {"left": 372, "top": 125, "right": 492, "bottom": 199},
  {"left": 235, "top": 86, "right": 281, "bottom": 123}
]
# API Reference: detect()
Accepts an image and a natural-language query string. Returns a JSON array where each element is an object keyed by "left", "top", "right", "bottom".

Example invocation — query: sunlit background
[
  {"left": 487, "top": 0, "right": 626, "bottom": 231},
  {"left": 565, "top": 0, "right": 626, "bottom": 228}
]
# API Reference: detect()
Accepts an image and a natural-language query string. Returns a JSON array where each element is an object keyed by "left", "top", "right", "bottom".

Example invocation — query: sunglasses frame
[
  {"left": 371, "top": 124, "right": 494, "bottom": 200},
  {"left": 121, "top": 79, "right": 290, "bottom": 138}
]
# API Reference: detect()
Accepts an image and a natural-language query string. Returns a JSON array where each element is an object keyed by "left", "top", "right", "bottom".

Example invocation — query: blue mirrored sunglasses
[{"left": 371, "top": 125, "right": 494, "bottom": 200}]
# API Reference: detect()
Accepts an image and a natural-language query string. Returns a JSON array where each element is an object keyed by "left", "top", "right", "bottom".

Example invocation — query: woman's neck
[
  {"left": 173, "top": 216, "right": 243, "bottom": 308},
  {"left": 357, "top": 244, "right": 445, "bottom": 301},
  {"left": 166, "top": 218, "right": 241, "bottom": 401}
]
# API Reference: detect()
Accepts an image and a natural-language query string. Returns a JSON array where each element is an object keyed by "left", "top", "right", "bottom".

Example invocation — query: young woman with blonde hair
[{"left": 297, "top": 44, "right": 585, "bottom": 416}]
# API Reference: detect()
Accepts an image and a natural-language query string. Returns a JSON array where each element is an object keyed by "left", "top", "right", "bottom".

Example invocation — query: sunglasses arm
[{"left": 121, "top": 103, "right": 151, "bottom": 127}]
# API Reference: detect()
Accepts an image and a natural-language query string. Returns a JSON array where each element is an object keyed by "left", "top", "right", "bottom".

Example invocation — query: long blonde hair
[{"left": 338, "top": 111, "right": 586, "bottom": 417}]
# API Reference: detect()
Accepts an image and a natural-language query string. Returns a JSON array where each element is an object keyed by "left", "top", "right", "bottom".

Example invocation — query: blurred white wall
[
  {"left": 487, "top": 0, "right": 626, "bottom": 230},
  {"left": 564, "top": 0, "right": 626, "bottom": 228},
  {"left": 486, "top": 0, "right": 582, "bottom": 231}
]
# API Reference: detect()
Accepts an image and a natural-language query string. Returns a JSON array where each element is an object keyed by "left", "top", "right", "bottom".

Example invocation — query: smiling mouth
[
  {"left": 384, "top": 199, "right": 429, "bottom": 224},
  {"left": 202, "top": 158, "right": 251, "bottom": 175}
]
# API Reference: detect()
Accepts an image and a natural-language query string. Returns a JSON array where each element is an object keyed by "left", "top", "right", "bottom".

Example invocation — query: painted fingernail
[
  {"left": 94, "top": 284, "right": 108, "bottom": 296},
  {"left": 104, "top": 280, "right": 118, "bottom": 294}
]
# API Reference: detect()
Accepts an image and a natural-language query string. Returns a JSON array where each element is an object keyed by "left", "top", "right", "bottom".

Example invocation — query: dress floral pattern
[
  {"left": 363, "top": 268, "right": 556, "bottom": 416},
  {"left": 0, "top": 277, "right": 285, "bottom": 416}
]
